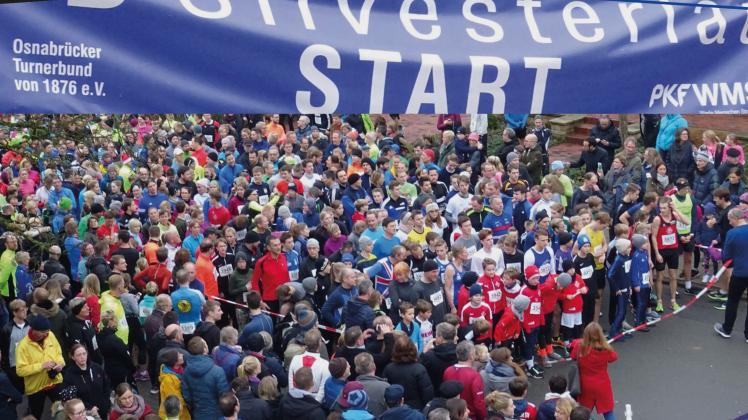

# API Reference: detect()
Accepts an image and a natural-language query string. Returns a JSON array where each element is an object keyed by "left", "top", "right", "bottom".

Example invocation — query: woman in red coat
[{"left": 571, "top": 322, "right": 618, "bottom": 419}]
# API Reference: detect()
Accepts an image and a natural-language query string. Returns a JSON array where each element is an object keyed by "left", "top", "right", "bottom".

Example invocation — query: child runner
[
  {"left": 520, "top": 265, "right": 544, "bottom": 378},
  {"left": 607, "top": 239, "right": 633, "bottom": 340},
  {"left": 630, "top": 234, "right": 653, "bottom": 331}
]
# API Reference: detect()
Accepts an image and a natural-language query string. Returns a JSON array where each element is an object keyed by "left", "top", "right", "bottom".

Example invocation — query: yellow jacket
[
  {"left": 159, "top": 366, "right": 191, "bottom": 420},
  {"left": 15, "top": 332, "right": 65, "bottom": 394}
]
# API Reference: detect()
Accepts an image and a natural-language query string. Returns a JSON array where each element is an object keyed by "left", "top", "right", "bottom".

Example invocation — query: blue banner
[{"left": 1, "top": 0, "right": 747, "bottom": 113}]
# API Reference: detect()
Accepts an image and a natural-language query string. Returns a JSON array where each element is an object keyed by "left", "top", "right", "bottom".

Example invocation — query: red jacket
[
  {"left": 133, "top": 262, "right": 172, "bottom": 293},
  {"left": 208, "top": 206, "right": 231, "bottom": 227},
  {"left": 538, "top": 275, "right": 560, "bottom": 315},
  {"left": 251, "top": 252, "right": 290, "bottom": 302},
  {"left": 571, "top": 339, "right": 618, "bottom": 414},
  {"left": 195, "top": 254, "right": 218, "bottom": 299},
  {"left": 478, "top": 273, "right": 505, "bottom": 315},
  {"left": 560, "top": 275, "right": 586, "bottom": 314},
  {"left": 493, "top": 309, "right": 521, "bottom": 343},
  {"left": 520, "top": 285, "right": 542, "bottom": 333},
  {"left": 442, "top": 364, "right": 486, "bottom": 420}
]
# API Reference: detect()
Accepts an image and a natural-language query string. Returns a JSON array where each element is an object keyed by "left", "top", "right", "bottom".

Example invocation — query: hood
[
  {"left": 433, "top": 342, "right": 458, "bottom": 362},
  {"left": 486, "top": 360, "right": 516, "bottom": 379},
  {"left": 342, "top": 409, "right": 375, "bottom": 420},
  {"left": 283, "top": 389, "right": 321, "bottom": 416},
  {"left": 544, "top": 391, "right": 571, "bottom": 401},
  {"left": 513, "top": 398, "right": 529, "bottom": 416},
  {"left": 30, "top": 300, "right": 60, "bottom": 317},
  {"left": 185, "top": 354, "right": 216, "bottom": 376}
]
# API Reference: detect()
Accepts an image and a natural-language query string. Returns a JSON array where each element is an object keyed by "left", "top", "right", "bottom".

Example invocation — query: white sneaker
[{"left": 702, "top": 274, "right": 711, "bottom": 283}]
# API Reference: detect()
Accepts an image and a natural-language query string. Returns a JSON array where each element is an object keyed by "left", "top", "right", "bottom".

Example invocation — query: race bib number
[
  {"left": 413, "top": 271, "right": 424, "bottom": 282},
  {"left": 205, "top": 134, "right": 213, "bottom": 143},
  {"left": 311, "top": 269, "right": 317, "bottom": 278},
  {"left": 488, "top": 289, "right": 502, "bottom": 302},
  {"left": 259, "top": 195, "right": 269, "bottom": 205},
  {"left": 624, "top": 260, "right": 631, "bottom": 273},
  {"left": 676, "top": 220, "right": 690, "bottom": 231},
  {"left": 594, "top": 245, "right": 602, "bottom": 255},
  {"left": 469, "top": 316, "right": 484, "bottom": 324},
  {"left": 580, "top": 266, "right": 594, "bottom": 279},
  {"left": 539, "top": 264, "right": 550, "bottom": 276},
  {"left": 139, "top": 306, "right": 152, "bottom": 318},
  {"left": 385, "top": 297, "right": 392, "bottom": 309},
  {"left": 289, "top": 270, "right": 299, "bottom": 281},
  {"left": 530, "top": 302, "right": 541, "bottom": 315},
  {"left": 642, "top": 272, "right": 650, "bottom": 286},
  {"left": 430, "top": 291, "right": 444, "bottom": 306},
  {"left": 662, "top": 234, "right": 676, "bottom": 246},
  {"left": 236, "top": 229, "right": 247, "bottom": 241},
  {"left": 91, "top": 335, "right": 98, "bottom": 350},
  {"left": 506, "top": 263, "right": 521, "bottom": 273},
  {"left": 118, "top": 317, "right": 128, "bottom": 330},
  {"left": 218, "top": 265, "right": 234, "bottom": 277},
  {"left": 180, "top": 322, "right": 196, "bottom": 335}
]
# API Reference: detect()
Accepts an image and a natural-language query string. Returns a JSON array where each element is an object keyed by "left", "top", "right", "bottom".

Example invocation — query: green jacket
[
  {"left": 99, "top": 291, "right": 129, "bottom": 345},
  {"left": 228, "top": 268, "right": 253, "bottom": 300},
  {"left": 0, "top": 249, "right": 17, "bottom": 297}
]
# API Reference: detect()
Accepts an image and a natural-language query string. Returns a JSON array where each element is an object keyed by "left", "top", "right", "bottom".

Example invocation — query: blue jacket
[
  {"left": 656, "top": 114, "right": 688, "bottom": 153},
  {"left": 342, "top": 297, "right": 375, "bottom": 331},
  {"left": 238, "top": 313, "right": 274, "bottom": 346},
  {"left": 692, "top": 163, "right": 719, "bottom": 206},
  {"left": 629, "top": 248, "right": 650, "bottom": 290},
  {"left": 181, "top": 354, "right": 230, "bottom": 419},
  {"left": 694, "top": 219, "right": 720, "bottom": 248},
  {"left": 14, "top": 265, "right": 33, "bottom": 301},
  {"left": 396, "top": 320, "right": 423, "bottom": 353},
  {"left": 722, "top": 224, "right": 748, "bottom": 277},
  {"left": 321, "top": 285, "right": 357, "bottom": 326},
  {"left": 219, "top": 163, "right": 245, "bottom": 195},
  {"left": 379, "top": 405, "right": 426, "bottom": 420},
  {"left": 213, "top": 344, "right": 243, "bottom": 381},
  {"left": 138, "top": 192, "right": 169, "bottom": 219},
  {"left": 47, "top": 187, "right": 77, "bottom": 215},
  {"left": 607, "top": 255, "right": 632, "bottom": 293},
  {"left": 322, "top": 377, "right": 346, "bottom": 411}
]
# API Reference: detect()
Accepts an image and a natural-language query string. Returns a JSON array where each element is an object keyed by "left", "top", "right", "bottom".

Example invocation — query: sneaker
[
  {"left": 702, "top": 274, "right": 711, "bottom": 283},
  {"left": 714, "top": 303, "right": 726, "bottom": 311},
  {"left": 527, "top": 366, "right": 544, "bottom": 379},
  {"left": 622, "top": 321, "right": 633, "bottom": 331},
  {"left": 671, "top": 301, "right": 681, "bottom": 311},
  {"left": 708, "top": 292, "right": 728, "bottom": 302},
  {"left": 133, "top": 371, "right": 149, "bottom": 382},
  {"left": 691, "top": 269, "right": 699, "bottom": 277},
  {"left": 542, "top": 357, "right": 553, "bottom": 368},
  {"left": 548, "top": 351, "right": 563, "bottom": 361},
  {"left": 149, "top": 386, "right": 160, "bottom": 395},
  {"left": 684, "top": 287, "right": 697, "bottom": 296},
  {"left": 655, "top": 302, "right": 664, "bottom": 313},
  {"left": 714, "top": 323, "right": 731, "bottom": 338},
  {"left": 552, "top": 337, "right": 565, "bottom": 347}
]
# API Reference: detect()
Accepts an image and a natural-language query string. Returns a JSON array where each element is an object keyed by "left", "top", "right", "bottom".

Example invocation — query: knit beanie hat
[
  {"left": 245, "top": 332, "right": 265, "bottom": 352},
  {"left": 558, "top": 231, "right": 573, "bottom": 246},
  {"left": 557, "top": 273, "right": 573, "bottom": 288},
  {"left": 307, "top": 238, "right": 320, "bottom": 249},
  {"left": 296, "top": 308, "right": 317, "bottom": 331},
  {"left": 615, "top": 239, "right": 632, "bottom": 254},
  {"left": 631, "top": 234, "right": 648, "bottom": 250},
  {"left": 29, "top": 315, "right": 50, "bottom": 331},
  {"left": 512, "top": 294, "right": 531, "bottom": 318},
  {"left": 461, "top": 271, "right": 479, "bottom": 288},
  {"left": 69, "top": 297, "right": 87, "bottom": 316},
  {"left": 469, "top": 283, "right": 482, "bottom": 297},
  {"left": 577, "top": 235, "right": 591, "bottom": 248},
  {"left": 302, "top": 277, "right": 317, "bottom": 294}
]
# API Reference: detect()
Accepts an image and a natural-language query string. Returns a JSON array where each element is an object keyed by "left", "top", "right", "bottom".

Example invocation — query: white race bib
[
  {"left": 180, "top": 322, "right": 196, "bottom": 335},
  {"left": 430, "top": 291, "right": 444, "bottom": 306},
  {"left": 91, "top": 335, "right": 98, "bottom": 350},
  {"left": 118, "top": 317, "right": 128, "bottom": 330},
  {"left": 624, "top": 260, "right": 631, "bottom": 273},
  {"left": 642, "top": 272, "right": 650, "bottom": 286},
  {"left": 539, "top": 264, "right": 550, "bottom": 276},
  {"left": 662, "top": 234, "right": 676, "bottom": 246},
  {"left": 676, "top": 220, "right": 690, "bottom": 231},
  {"left": 580, "top": 265, "right": 594, "bottom": 280},
  {"left": 205, "top": 134, "right": 213, "bottom": 143},
  {"left": 413, "top": 272, "right": 424, "bottom": 282},
  {"left": 218, "top": 265, "right": 234, "bottom": 277},
  {"left": 530, "top": 302, "right": 541, "bottom": 315},
  {"left": 469, "top": 316, "right": 484, "bottom": 324},
  {"left": 259, "top": 195, "right": 269, "bottom": 205},
  {"left": 289, "top": 270, "right": 299, "bottom": 281},
  {"left": 506, "top": 263, "right": 521, "bottom": 273},
  {"left": 488, "top": 289, "right": 502, "bottom": 302}
]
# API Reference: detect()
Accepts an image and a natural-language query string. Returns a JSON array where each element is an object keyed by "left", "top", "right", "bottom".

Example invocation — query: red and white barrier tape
[
  {"left": 210, "top": 295, "right": 343, "bottom": 334},
  {"left": 607, "top": 259, "right": 732, "bottom": 343}
]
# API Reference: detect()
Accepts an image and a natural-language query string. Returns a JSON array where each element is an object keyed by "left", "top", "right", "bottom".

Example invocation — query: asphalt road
[{"left": 526, "top": 285, "right": 748, "bottom": 420}]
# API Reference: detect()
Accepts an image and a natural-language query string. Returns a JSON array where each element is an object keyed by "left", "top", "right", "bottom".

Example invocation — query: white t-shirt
[{"left": 470, "top": 247, "right": 505, "bottom": 275}]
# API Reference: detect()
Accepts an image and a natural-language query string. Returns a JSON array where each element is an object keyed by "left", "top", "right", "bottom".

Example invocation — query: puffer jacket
[
  {"left": 61, "top": 362, "right": 110, "bottom": 414},
  {"left": 181, "top": 354, "right": 229, "bottom": 419},
  {"left": 15, "top": 332, "right": 65, "bottom": 394},
  {"left": 212, "top": 343, "right": 243, "bottom": 381},
  {"left": 480, "top": 360, "right": 519, "bottom": 394},
  {"left": 342, "top": 296, "right": 375, "bottom": 331},
  {"left": 692, "top": 163, "right": 719, "bottom": 206},
  {"left": 159, "top": 365, "right": 190, "bottom": 420},
  {"left": 666, "top": 139, "right": 695, "bottom": 185},
  {"left": 29, "top": 300, "right": 67, "bottom": 348}
]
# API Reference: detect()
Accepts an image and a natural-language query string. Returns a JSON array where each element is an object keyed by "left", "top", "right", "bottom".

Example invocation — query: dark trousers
[
  {"left": 723, "top": 275, "right": 748, "bottom": 337},
  {"left": 582, "top": 277, "right": 598, "bottom": 327},
  {"left": 521, "top": 328, "right": 539, "bottom": 362},
  {"left": 538, "top": 312, "right": 554, "bottom": 349},
  {"left": 7, "top": 367, "right": 23, "bottom": 393},
  {"left": 28, "top": 384, "right": 61, "bottom": 419},
  {"left": 609, "top": 291, "right": 630, "bottom": 338},
  {"left": 127, "top": 317, "right": 147, "bottom": 365}
]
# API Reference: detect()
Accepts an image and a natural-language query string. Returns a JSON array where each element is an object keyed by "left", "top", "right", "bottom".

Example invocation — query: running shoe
[
  {"left": 714, "top": 303, "right": 726, "bottom": 311},
  {"left": 149, "top": 386, "right": 160, "bottom": 395},
  {"left": 542, "top": 357, "right": 553, "bottom": 369},
  {"left": 133, "top": 370, "right": 149, "bottom": 382},
  {"left": 684, "top": 287, "right": 697, "bottom": 296},
  {"left": 527, "top": 366, "right": 544, "bottom": 379},
  {"left": 671, "top": 301, "right": 681, "bottom": 311},
  {"left": 708, "top": 292, "right": 728, "bottom": 302},
  {"left": 622, "top": 321, "right": 633, "bottom": 330},
  {"left": 548, "top": 351, "right": 563, "bottom": 361},
  {"left": 655, "top": 302, "right": 664, "bottom": 313},
  {"left": 713, "top": 323, "right": 731, "bottom": 338},
  {"left": 553, "top": 345, "right": 570, "bottom": 359},
  {"left": 702, "top": 274, "right": 711, "bottom": 283}
]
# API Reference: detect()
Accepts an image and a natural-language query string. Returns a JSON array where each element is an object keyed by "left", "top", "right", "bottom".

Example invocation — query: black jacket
[
  {"left": 86, "top": 256, "right": 112, "bottom": 290},
  {"left": 236, "top": 388, "right": 272, "bottom": 420},
  {"left": 571, "top": 146, "right": 609, "bottom": 174},
  {"left": 96, "top": 327, "right": 134, "bottom": 385},
  {"left": 588, "top": 123, "right": 621, "bottom": 164},
  {"left": 421, "top": 342, "right": 457, "bottom": 396},
  {"left": 387, "top": 280, "right": 419, "bottom": 324},
  {"left": 382, "top": 362, "right": 434, "bottom": 409},
  {"left": 61, "top": 362, "right": 111, "bottom": 414},
  {"left": 279, "top": 390, "right": 327, "bottom": 420},
  {"left": 0, "top": 372, "right": 21, "bottom": 419},
  {"left": 195, "top": 321, "right": 220, "bottom": 352},
  {"left": 65, "top": 316, "right": 102, "bottom": 364},
  {"left": 336, "top": 333, "right": 394, "bottom": 380},
  {"left": 666, "top": 139, "right": 695, "bottom": 185}
]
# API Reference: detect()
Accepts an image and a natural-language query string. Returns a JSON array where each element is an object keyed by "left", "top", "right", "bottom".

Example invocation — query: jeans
[
  {"left": 603, "top": 411, "right": 617, "bottom": 420},
  {"left": 634, "top": 287, "right": 651, "bottom": 326},
  {"left": 609, "top": 290, "right": 630, "bottom": 337},
  {"left": 521, "top": 328, "right": 539, "bottom": 361},
  {"left": 723, "top": 275, "right": 748, "bottom": 337}
]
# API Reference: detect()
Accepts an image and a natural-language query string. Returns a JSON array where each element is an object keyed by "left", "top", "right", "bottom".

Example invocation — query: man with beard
[{"left": 299, "top": 239, "right": 332, "bottom": 305}]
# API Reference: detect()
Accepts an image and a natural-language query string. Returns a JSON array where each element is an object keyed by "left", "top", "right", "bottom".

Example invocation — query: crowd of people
[{"left": 0, "top": 113, "right": 744, "bottom": 420}]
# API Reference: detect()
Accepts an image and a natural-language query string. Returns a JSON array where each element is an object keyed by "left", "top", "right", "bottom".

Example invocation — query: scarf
[
  {"left": 656, "top": 174, "right": 669, "bottom": 187},
  {"left": 112, "top": 394, "right": 147, "bottom": 417}
]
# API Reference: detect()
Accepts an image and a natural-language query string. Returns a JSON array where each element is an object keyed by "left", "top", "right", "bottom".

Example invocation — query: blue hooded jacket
[
  {"left": 607, "top": 254, "right": 632, "bottom": 293},
  {"left": 181, "top": 354, "right": 230, "bottom": 419},
  {"left": 656, "top": 114, "right": 688, "bottom": 153},
  {"left": 629, "top": 248, "right": 650, "bottom": 290}
]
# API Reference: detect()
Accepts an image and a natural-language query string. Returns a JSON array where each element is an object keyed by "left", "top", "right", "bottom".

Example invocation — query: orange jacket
[{"left": 195, "top": 253, "right": 218, "bottom": 299}]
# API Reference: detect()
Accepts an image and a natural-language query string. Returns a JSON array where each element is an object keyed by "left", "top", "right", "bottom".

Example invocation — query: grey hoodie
[{"left": 480, "top": 360, "right": 519, "bottom": 394}]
